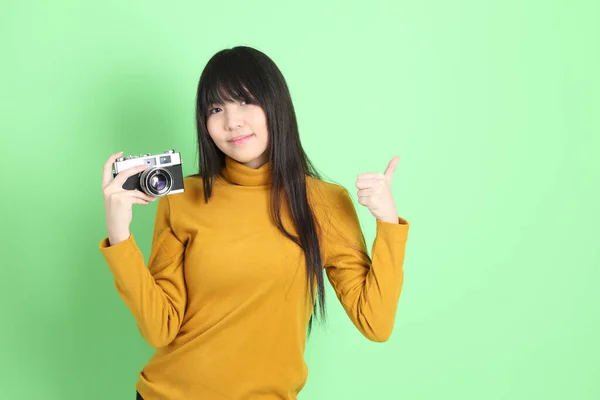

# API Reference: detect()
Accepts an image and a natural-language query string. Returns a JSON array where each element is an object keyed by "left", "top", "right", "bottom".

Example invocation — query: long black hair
[{"left": 191, "top": 46, "right": 327, "bottom": 336}]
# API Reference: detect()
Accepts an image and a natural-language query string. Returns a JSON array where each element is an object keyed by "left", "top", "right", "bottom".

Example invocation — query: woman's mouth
[{"left": 229, "top": 134, "right": 254, "bottom": 145}]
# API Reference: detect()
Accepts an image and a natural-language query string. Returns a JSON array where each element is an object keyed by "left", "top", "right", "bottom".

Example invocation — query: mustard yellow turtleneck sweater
[{"left": 99, "top": 155, "right": 410, "bottom": 400}]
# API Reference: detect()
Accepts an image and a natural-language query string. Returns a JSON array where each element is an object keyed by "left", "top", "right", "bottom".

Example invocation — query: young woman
[{"left": 99, "top": 46, "right": 410, "bottom": 400}]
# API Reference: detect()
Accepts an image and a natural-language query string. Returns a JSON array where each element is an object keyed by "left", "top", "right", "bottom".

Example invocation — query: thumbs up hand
[{"left": 355, "top": 156, "right": 400, "bottom": 224}]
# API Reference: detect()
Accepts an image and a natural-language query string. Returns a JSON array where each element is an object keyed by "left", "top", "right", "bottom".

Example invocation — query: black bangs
[{"left": 198, "top": 50, "right": 263, "bottom": 113}]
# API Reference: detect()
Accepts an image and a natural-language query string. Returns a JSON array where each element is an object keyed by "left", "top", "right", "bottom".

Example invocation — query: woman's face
[{"left": 206, "top": 99, "right": 270, "bottom": 169}]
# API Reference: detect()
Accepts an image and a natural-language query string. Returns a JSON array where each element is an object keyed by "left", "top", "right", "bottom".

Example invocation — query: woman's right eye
[{"left": 209, "top": 99, "right": 249, "bottom": 114}]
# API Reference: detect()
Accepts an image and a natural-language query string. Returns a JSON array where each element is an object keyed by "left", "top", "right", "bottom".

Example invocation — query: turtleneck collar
[{"left": 220, "top": 155, "right": 272, "bottom": 186}]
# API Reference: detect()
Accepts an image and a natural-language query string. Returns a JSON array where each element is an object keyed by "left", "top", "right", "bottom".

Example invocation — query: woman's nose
[{"left": 225, "top": 111, "right": 243, "bottom": 130}]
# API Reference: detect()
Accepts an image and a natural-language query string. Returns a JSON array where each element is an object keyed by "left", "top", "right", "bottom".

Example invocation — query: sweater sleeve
[
  {"left": 322, "top": 187, "right": 409, "bottom": 342},
  {"left": 98, "top": 195, "right": 187, "bottom": 348}
]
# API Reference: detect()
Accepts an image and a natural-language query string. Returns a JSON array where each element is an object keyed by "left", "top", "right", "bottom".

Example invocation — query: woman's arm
[
  {"left": 323, "top": 187, "right": 409, "bottom": 342},
  {"left": 99, "top": 195, "right": 187, "bottom": 348}
]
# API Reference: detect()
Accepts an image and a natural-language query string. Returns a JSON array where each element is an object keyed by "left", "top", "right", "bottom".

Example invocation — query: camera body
[{"left": 112, "top": 149, "right": 184, "bottom": 197}]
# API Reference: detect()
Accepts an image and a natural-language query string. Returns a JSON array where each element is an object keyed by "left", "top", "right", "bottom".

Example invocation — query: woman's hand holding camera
[{"left": 102, "top": 151, "right": 157, "bottom": 246}]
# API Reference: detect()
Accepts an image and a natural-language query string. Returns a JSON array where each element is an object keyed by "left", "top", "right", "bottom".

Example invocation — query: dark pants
[{"left": 136, "top": 391, "right": 143, "bottom": 400}]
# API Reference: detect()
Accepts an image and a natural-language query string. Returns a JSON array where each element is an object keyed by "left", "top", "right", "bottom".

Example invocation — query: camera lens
[
  {"left": 151, "top": 175, "right": 166, "bottom": 191},
  {"left": 140, "top": 168, "right": 173, "bottom": 196}
]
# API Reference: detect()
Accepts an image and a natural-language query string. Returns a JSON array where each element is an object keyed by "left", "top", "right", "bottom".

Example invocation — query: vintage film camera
[{"left": 112, "top": 149, "right": 184, "bottom": 197}]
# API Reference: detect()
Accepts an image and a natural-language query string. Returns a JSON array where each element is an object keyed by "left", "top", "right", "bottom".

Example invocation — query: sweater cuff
[
  {"left": 98, "top": 234, "right": 144, "bottom": 276},
  {"left": 375, "top": 216, "right": 409, "bottom": 241},
  {"left": 99, "top": 233, "right": 137, "bottom": 252}
]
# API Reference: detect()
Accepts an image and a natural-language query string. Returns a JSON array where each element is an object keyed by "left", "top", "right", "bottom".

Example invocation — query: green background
[{"left": 2, "top": 0, "right": 599, "bottom": 399}]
